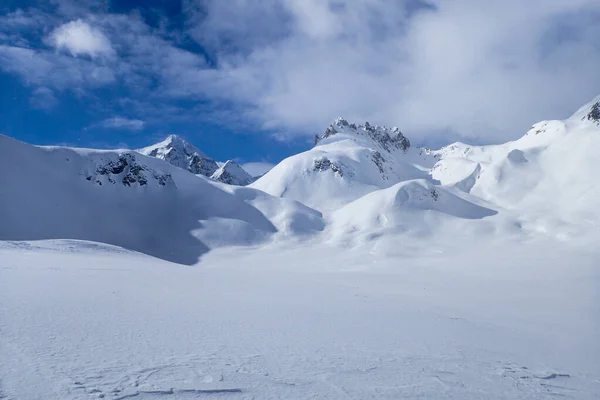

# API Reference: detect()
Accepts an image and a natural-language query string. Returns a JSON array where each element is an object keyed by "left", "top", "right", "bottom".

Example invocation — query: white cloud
[
  {"left": 241, "top": 162, "right": 275, "bottom": 177},
  {"left": 182, "top": 0, "right": 600, "bottom": 144},
  {"left": 2, "top": 2, "right": 600, "bottom": 145},
  {"left": 100, "top": 117, "right": 145, "bottom": 131},
  {"left": 49, "top": 19, "right": 114, "bottom": 58}
]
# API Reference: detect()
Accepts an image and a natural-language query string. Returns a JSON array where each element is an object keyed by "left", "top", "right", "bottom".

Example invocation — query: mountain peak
[
  {"left": 137, "top": 135, "right": 218, "bottom": 177},
  {"left": 211, "top": 160, "right": 254, "bottom": 186},
  {"left": 165, "top": 133, "right": 185, "bottom": 144},
  {"left": 318, "top": 118, "right": 410, "bottom": 152}
]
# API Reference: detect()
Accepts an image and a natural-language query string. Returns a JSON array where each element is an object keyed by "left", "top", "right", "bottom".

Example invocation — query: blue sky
[{"left": 1, "top": 0, "right": 600, "bottom": 165}]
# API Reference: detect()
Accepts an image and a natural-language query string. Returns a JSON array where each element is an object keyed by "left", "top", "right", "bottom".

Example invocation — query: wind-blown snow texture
[{"left": 1, "top": 97, "right": 600, "bottom": 399}]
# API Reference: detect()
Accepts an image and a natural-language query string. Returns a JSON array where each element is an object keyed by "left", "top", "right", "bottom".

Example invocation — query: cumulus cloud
[
  {"left": 2, "top": 1, "right": 600, "bottom": 145},
  {"left": 100, "top": 117, "right": 145, "bottom": 131},
  {"left": 49, "top": 19, "right": 114, "bottom": 58},
  {"left": 182, "top": 0, "right": 600, "bottom": 143}
]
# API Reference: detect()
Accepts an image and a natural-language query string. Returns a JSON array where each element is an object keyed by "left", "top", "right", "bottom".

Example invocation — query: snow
[
  {"left": 2, "top": 98, "right": 600, "bottom": 398},
  {"left": 0, "top": 240, "right": 598, "bottom": 399}
]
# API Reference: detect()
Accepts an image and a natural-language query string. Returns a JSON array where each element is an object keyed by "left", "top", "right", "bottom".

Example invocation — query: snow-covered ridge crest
[{"left": 316, "top": 117, "right": 411, "bottom": 153}]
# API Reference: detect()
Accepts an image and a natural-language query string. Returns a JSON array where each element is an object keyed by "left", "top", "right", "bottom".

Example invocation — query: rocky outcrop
[
  {"left": 319, "top": 117, "right": 411, "bottom": 152},
  {"left": 86, "top": 153, "right": 174, "bottom": 187}
]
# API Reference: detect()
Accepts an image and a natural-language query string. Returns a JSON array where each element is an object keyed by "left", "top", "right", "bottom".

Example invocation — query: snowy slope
[
  {"left": 329, "top": 180, "right": 499, "bottom": 247},
  {"left": 0, "top": 134, "right": 324, "bottom": 264},
  {"left": 138, "top": 134, "right": 256, "bottom": 186},
  {"left": 211, "top": 160, "right": 255, "bottom": 186},
  {"left": 429, "top": 97, "right": 600, "bottom": 239},
  {"left": 251, "top": 118, "right": 435, "bottom": 211}
]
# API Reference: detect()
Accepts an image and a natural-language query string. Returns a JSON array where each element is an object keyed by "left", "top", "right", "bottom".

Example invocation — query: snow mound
[
  {"left": 0, "top": 135, "right": 324, "bottom": 264},
  {"left": 330, "top": 180, "right": 497, "bottom": 243},
  {"left": 211, "top": 160, "right": 254, "bottom": 186}
]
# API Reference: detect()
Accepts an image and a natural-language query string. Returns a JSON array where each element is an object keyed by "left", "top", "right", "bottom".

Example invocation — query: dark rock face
[
  {"left": 313, "top": 158, "right": 344, "bottom": 177},
  {"left": 187, "top": 153, "right": 219, "bottom": 176},
  {"left": 371, "top": 151, "right": 388, "bottom": 180},
  {"left": 88, "top": 154, "right": 173, "bottom": 187},
  {"left": 585, "top": 102, "right": 600, "bottom": 124}
]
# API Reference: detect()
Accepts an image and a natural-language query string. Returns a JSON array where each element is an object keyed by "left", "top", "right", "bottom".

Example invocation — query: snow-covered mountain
[
  {"left": 211, "top": 160, "right": 255, "bottom": 186},
  {"left": 251, "top": 97, "right": 600, "bottom": 247},
  {"left": 3, "top": 99, "right": 600, "bottom": 400},
  {"left": 426, "top": 96, "right": 600, "bottom": 240},
  {"left": 251, "top": 118, "right": 434, "bottom": 211},
  {"left": 0, "top": 134, "right": 324, "bottom": 264},
  {"left": 138, "top": 134, "right": 219, "bottom": 177},
  {"left": 138, "top": 134, "right": 256, "bottom": 186},
  {"left": 1, "top": 96, "right": 599, "bottom": 261}
]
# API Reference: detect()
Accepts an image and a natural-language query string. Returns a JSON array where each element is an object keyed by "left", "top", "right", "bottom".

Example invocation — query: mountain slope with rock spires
[
  {"left": 138, "top": 134, "right": 220, "bottom": 177},
  {"left": 138, "top": 134, "right": 256, "bottom": 185},
  {"left": 250, "top": 118, "right": 435, "bottom": 211}
]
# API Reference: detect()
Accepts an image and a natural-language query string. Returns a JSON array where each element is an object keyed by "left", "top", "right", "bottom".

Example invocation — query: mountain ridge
[
  {"left": 2, "top": 95, "right": 599, "bottom": 260},
  {"left": 138, "top": 134, "right": 256, "bottom": 186}
]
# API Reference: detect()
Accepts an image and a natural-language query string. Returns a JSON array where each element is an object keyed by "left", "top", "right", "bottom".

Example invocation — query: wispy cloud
[
  {"left": 99, "top": 117, "right": 145, "bottom": 131},
  {"left": 29, "top": 87, "right": 58, "bottom": 111}
]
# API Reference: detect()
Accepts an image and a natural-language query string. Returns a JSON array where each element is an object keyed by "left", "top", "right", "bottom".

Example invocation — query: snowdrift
[{"left": 329, "top": 180, "right": 497, "bottom": 243}]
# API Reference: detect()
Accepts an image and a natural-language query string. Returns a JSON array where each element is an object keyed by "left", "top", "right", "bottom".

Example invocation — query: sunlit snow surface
[{"left": 1, "top": 239, "right": 599, "bottom": 399}]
